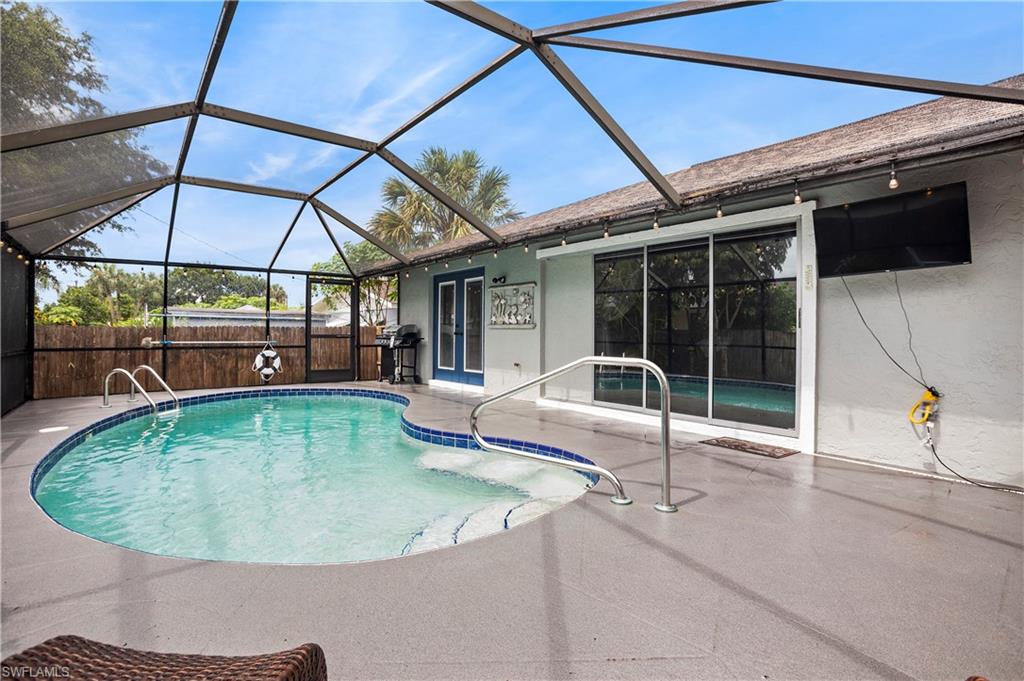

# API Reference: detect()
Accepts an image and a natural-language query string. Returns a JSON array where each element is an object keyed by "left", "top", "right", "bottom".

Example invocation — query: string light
[
  {"left": 5, "top": 247, "right": 12, "bottom": 253},
  {"left": 0, "top": 240, "right": 5, "bottom": 248},
  {"left": 523, "top": 243, "right": 529, "bottom": 253},
  {"left": 652, "top": 210, "right": 660, "bottom": 230},
  {"left": 716, "top": 203, "right": 724, "bottom": 219},
  {"left": 423, "top": 265, "right": 429, "bottom": 272},
  {"left": 793, "top": 179, "right": 802, "bottom": 205},
  {"left": 467, "top": 255, "right": 473, "bottom": 264},
  {"left": 405, "top": 271, "right": 410, "bottom": 278},
  {"left": 925, "top": 187, "right": 934, "bottom": 197},
  {"left": 15, "top": 253, "right": 23, "bottom": 260},
  {"left": 444, "top": 261, "right": 449, "bottom": 269},
  {"left": 560, "top": 233, "right": 567, "bottom": 247},
  {"left": 602, "top": 222, "right": 610, "bottom": 239},
  {"left": 888, "top": 160, "right": 900, "bottom": 190},
  {"left": 493, "top": 250, "right": 498, "bottom": 258},
  {"left": 23, "top": 258, "right": 30, "bottom": 266}
]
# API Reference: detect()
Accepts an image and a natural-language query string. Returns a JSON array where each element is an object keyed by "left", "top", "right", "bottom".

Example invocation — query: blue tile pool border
[{"left": 31, "top": 387, "right": 598, "bottom": 497}]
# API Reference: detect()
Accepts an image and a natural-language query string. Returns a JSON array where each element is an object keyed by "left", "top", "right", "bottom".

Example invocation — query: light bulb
[
  {"left": 0, "top": 240, "right": 5, "bottom": 248},
  {"left": 493, "top": 250, "right": 498, "bottom": 258},
  {"left": 467, "top": 256, "right": 473, "bottom": 264},
  {"left": 652, "top": 213, "right": 660, "bottom": 230},
  {"left": 523, "top": 243, "right": 529, "bottom": 253},
  {"left": 602, "top": 224, "right": 609, "bottom": 239},
  {"left": 15, "top": 253, "right": 23, "bottom": 260},
  {"left": 23, "top": 259, "right": 30, "bottom": 266},
  {"left": 5, "top": 247, "right": 12, "bottom": 253},
  {"left": 793, "top": 180, "right": 802, "bottom": 204},
  {"left": 423, "top": 265, "right": 429, "bottom": 272},
  {"left": 560, "top": 234, "right": 567, "bottom": 247},
  {"left": 405, "top": 271, "right": 410, "bottom": 278},
  {"left": 444, "top": 261, "right": 449, "bottom": 269},
  {"left": 716, "top": 204, "right": 724, "bottom": 219},
  {"left": 888, "top": 162, "right": 899, "bottom": 190}
]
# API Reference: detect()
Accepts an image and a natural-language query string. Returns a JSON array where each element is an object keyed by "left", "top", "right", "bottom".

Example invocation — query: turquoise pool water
[{"left": 33, "top": 395, "right": 585, "bottom": 564}]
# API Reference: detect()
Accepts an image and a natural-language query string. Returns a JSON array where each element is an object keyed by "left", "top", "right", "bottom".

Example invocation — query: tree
[
  {"left": 367, "top": 147, "right": 522, "bottom": 253},
  {"left": 2, "top": 2, "right": 165, "bottom": 286},
  {"left": 166, "top": 269, "right": 287, "bottom": 307},
  {"left": 36, "top": 304, "right": 84, "bottom": 326},
  {"left": 311, "top": 248, "right": 397, "bottom": 328},
  {"left": 55, "top": 287, "right": 108, "bottom": 326}
]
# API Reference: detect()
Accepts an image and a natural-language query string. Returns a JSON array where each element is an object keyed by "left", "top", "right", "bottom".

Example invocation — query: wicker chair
[{"left": 1, "top": 635, "right": 327, "bottom": 680}]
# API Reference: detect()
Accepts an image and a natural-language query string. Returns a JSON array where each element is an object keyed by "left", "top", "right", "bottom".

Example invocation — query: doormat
[{"left": 700, "top": 437, "right": 798, "bottom": 459}]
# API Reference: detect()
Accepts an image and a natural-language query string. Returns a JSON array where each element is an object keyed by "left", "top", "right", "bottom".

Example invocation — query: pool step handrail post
[
  {"left": 469, "top": 355, "right": 678, "bottom": 512},
  {"left": 102, "top": 368, "right": 158, "bottom": 413},
  {"left": 130, "top": 365, "right": 180, "bottom": 410}
]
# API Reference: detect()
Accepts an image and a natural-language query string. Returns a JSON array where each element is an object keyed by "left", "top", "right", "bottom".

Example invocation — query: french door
[
  {"left": 305, "top": 276, "right": 357, "bottom": 382},
  {"left": 433, "top": 268, "right": 484, "bottom": 386},
  {"left": 595, "top": 226, "right": 799, "bottom": 433}
]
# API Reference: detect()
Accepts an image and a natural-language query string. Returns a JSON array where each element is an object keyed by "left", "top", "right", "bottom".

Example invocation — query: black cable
[
  {"left": 929, "top": 443, "right": 1024, "bottom": 494},
  {"left": 843, "top": 275, "right": 1023, "bottom": 495},
  {"left": 893, "top": 272, "right": 927, "bottom": 386},
  {"left": 841, "top": 276, "right": 929, "bottom": 390}
]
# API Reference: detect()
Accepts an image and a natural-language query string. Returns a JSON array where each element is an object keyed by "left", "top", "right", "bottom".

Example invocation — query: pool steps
[{"left": 400, "top": 448, "right": 588, "bottom": 554}]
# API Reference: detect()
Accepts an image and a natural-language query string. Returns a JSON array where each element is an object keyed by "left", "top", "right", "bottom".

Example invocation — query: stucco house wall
[{"left": 399, "top": 150, "right": 1023, "bottom": 485}]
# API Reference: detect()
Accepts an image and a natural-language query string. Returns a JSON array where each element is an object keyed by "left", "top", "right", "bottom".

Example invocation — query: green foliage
[
  {"left": 2, "top": 2, "right": 163, "bottom": 284},
  {"left": 368, "top": 147, "right": 522, "bottom": 251},
  {"left": 56, "top": 286, "right": 107, "bottom": 325},
  {"left": 36, "top": 304, "right": 84, "bottom": 326},
  {"left": 209, "top": 294, "right": 286, "bottom": 310},
  {"left": 311, "top": 246, "right": 396, "bottom": 327},
  {"left": 167, "top": 268, "right": 287, "bottom": 307}
]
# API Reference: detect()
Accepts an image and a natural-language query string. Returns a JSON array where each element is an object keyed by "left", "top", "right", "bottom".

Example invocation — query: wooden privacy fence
[{"left": 33, "top": 325, "right": 381, "bottom": 399}]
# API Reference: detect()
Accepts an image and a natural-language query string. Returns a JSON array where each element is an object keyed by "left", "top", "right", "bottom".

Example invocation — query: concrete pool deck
[{"left": 2, "top": 382, "right": 1021, "bottom": 680}]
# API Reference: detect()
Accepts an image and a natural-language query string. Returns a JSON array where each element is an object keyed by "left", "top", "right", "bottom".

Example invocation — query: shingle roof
[{"left": 365, "top": 75, "right": 1024, "bottom": 275}]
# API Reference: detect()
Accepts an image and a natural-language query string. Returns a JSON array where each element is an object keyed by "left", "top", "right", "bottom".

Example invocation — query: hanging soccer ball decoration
[{"left": 252, "top": 343, "right": 282, "bottom": 383}]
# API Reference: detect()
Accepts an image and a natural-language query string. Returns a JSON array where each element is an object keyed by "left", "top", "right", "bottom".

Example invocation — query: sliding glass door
[
  {"left": 594, "top": 250, "right": 644, "bottom": 407},
  {"left": 646, "top": 241, "right": 709, "bottom": 416},
  {"left": 712, "top": 230, "right": 797, "bottom": 429},
  {"left": 594, "top": 226, "right": 799, "bottom": 433}
]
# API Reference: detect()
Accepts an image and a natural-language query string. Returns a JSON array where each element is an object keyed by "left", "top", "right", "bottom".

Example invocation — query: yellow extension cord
[{"left": 908, "top": 389, "right": 940, "bottom": 425}]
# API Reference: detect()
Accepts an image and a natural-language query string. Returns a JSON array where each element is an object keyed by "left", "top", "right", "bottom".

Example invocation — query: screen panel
[{"left": 1, "top": 119, "right": 185, "bottom": 221}]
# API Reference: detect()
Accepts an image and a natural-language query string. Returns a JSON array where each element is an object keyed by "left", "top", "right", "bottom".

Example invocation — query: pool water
[{"left": 33, "top": 395, "right": 589, "bottom": 564}]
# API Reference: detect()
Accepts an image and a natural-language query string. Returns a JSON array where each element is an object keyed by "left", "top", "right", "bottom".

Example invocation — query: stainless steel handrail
[
  {"left": 469, "top": 355, "right": 678, "bottom": 512},
  {"left": 102, "top": 368, "right": 157, "bottom": 412},
  {"left": 130, "top": 365, "right": 180, "bottom": 409}
]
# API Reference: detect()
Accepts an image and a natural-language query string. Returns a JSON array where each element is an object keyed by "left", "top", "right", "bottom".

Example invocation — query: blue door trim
[{"left": 433, "top": 268, "right": 485, "bottom": 386}]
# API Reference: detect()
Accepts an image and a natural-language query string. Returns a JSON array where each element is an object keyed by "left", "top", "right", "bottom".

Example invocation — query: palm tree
[{"left": 369, "top": 147, "right": 522, "bottom": 251}]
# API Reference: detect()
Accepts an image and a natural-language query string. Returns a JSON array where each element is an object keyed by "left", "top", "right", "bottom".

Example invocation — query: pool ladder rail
[
  {"left": 102, "top": 365, "right": 180, "bottom": 413},
  {"left": 469, "top": 356, "right": 678, "bottom": 513}
]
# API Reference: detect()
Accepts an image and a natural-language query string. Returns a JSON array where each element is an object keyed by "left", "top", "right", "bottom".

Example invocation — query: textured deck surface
[{"left": 2, "top": 383, "right": 1021, "bottom": 680}]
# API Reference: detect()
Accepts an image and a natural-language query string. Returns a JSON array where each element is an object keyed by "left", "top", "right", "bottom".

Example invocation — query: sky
[{"left": 34, "top": 0, "right": 1024, "bottom": 306}]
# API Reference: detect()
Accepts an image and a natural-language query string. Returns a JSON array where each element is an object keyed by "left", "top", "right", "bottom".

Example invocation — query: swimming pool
[{"left": 32, "top": 389, "right": 591, "bottom": 564}]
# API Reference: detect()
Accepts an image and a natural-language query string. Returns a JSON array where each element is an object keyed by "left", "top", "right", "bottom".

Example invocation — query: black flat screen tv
[{"left": 814, "top": 182, "right": 971, "bottom": 278}]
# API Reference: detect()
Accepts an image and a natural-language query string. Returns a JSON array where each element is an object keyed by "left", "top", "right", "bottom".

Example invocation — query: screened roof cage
[{"left": 3, "top": 0, "right": 1023, "bottom": 278}]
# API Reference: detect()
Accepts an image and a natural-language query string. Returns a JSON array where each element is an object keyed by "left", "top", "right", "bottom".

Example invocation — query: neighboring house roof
[
  {"left": 365, "top": 74, "right": 1024, "bottom": 275},
  {"left": 166, "top": 306, "right": 321, "bottom": 321}
]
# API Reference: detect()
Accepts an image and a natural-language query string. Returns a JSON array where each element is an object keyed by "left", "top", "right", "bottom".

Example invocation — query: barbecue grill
[{"left": 375, "top": 324, "right": 421, "bottom": 384}]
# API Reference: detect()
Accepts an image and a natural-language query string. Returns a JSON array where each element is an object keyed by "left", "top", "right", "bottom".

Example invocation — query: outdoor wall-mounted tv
[{"left": 814, "top": 182, "right": 971, "bottom": 278}]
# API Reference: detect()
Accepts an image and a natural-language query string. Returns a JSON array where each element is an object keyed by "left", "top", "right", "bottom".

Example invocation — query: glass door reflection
[
  {"left": 646, "top": 242, "right": 710, "bottom": 416},
  {"left": 711, "top": 230, "right": 798, "bottom": 429}
]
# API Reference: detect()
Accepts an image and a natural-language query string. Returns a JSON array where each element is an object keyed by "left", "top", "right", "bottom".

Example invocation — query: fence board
[{"left": 32, "top": 325, "right": 381, "bottom": 398}]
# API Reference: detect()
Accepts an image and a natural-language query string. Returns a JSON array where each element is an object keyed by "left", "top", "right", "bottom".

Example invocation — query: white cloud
[{"left": 245, "top": 152, "right": 296, "bottom": 184}]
